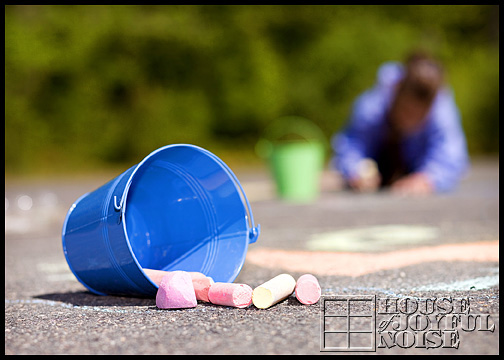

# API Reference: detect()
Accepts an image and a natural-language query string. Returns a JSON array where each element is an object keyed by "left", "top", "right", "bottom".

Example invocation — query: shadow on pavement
[{"left": 34, "top": 291, "right": 156, "bottom": 307}]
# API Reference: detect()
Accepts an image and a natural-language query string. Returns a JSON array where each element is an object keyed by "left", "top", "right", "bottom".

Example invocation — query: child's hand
[
  {"left": 390, "top": 172, "right": 433, "bottom": 196},
  {"left": 349, "top": 158, "right": 381, "bottom": 193}
]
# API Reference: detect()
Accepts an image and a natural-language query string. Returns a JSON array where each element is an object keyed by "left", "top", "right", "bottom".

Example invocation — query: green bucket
[{"left": 256, "top": 117, "right": 326, "bottom": 202}]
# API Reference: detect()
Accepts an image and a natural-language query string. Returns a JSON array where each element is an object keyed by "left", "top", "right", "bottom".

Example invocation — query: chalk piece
[
  {"left": 143, "top": 268, "right": 167, "bottom": 286},
  {"left": 192, "top": 276, "right": 215, "bottom": 302},
  {"left": 144, "top": 268, "right": 213, "bottom": 302},
  {"left": 295, "top": 274, "right": 321, "bottom": 305},
  {"left": 252, "top": 273, "right": 296, "bottom": 309},
  {"left": 358, "top": 158, "right": 378, "bottom": 180},
  {"left": 155, "top": 271, "right": 197, "bottom": 309},
  {"left": 143, "top": 268, "right": 206, "bottom": 286},
  {"left": 208, "top": 283, "right": 253, "bottom": 308}
]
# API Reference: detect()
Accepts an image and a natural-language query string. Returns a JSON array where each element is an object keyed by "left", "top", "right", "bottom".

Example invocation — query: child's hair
[{"left": 399, "top": 51, "right": 444, "bottom": 105}]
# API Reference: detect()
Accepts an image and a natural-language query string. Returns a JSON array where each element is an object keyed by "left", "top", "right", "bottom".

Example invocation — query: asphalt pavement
[{"left": 4, "top": 157, "right": 499, "bottom": 354}]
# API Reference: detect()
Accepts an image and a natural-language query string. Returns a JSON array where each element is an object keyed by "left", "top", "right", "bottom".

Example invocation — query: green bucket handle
[{"left": 255, "top": 116, "right": 327, "bottom": 159}]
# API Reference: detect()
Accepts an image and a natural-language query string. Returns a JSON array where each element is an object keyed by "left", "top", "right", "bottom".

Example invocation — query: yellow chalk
[{"left": 252, "top": 273, "right": 296, "bottom": 309}]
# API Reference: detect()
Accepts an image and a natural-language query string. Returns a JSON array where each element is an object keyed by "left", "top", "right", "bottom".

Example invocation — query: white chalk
[
  {"left": 252, "top": 273, "right": 296, "bottom": 309},
  {"left": 358, "top": 158, "right": 378, "bottom": 180}
]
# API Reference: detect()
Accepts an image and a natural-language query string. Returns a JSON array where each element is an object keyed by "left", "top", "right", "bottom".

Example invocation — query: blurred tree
[{"left": 5, "top": 5, "right": 499, "bottom": 175}]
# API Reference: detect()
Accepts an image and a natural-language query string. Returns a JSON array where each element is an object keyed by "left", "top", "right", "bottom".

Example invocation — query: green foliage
[{"left": 5, "top": 5, "right": 499, "bottom": 175}]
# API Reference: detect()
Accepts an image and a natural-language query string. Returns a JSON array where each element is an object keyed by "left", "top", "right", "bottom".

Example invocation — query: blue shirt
[{"left": 331, "top": 62, "right": 469, "bottom": 193}]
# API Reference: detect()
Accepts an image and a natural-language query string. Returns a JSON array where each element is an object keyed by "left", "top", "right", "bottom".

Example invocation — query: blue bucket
[{"left": 62, "top": 144, "right": 260, "bottom": 297}]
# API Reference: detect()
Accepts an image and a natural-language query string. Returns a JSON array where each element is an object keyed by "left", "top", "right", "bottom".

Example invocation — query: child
[{"left": 331, "top": 52, "right": 469, "bottom": 195}]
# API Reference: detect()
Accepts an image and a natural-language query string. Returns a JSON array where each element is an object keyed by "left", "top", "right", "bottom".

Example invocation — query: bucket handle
[
  {"left": 114, "top": 148, "right": 260, "bottom": 244},
  {"left": 235, "top": 178, "right": 260, "bottom": 244},
  {"left": 113, "top": 196, "right": 122, "bottom": 211},
  {"left": 113, "top": 196, "right": 124, "bottom": 224},
  {"left": 112, "top": 147, "right": 260, "bottom": 243}
]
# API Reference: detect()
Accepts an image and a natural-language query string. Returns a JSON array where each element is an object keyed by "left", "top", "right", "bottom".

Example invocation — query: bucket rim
[{"left": 119, "top": 144, "right": 259, "bottom": 284}]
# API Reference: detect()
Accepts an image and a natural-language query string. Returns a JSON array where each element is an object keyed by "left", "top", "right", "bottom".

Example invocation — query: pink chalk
[
  {"left": 295, "top": 274, "right": 321, "bottom": 305},
  {"left": 143, "top": 268, "right": 206, "bottom": 286},
  {"left": 143, "top": 268, "right": 168, "bottom": 286},
  {"left": 208, "top": 283, "right": 253, "bottom": 308},
  {"left": 155, "top": 271, "right": 197, "bottom": 309},
  {"left": 192, "top": 276, "right": 214, "bottom": 302},
  {"left": 144, "top": 268, "right": 213, "bottom": 303}
]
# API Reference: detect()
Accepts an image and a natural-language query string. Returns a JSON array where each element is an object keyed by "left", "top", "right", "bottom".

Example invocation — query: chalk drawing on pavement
[
  {"left": 412, "top": 275, "right": 500, "bottom": 292},
  {"left": 307, "top": 225, "right": 440, "bottom": 252}
]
